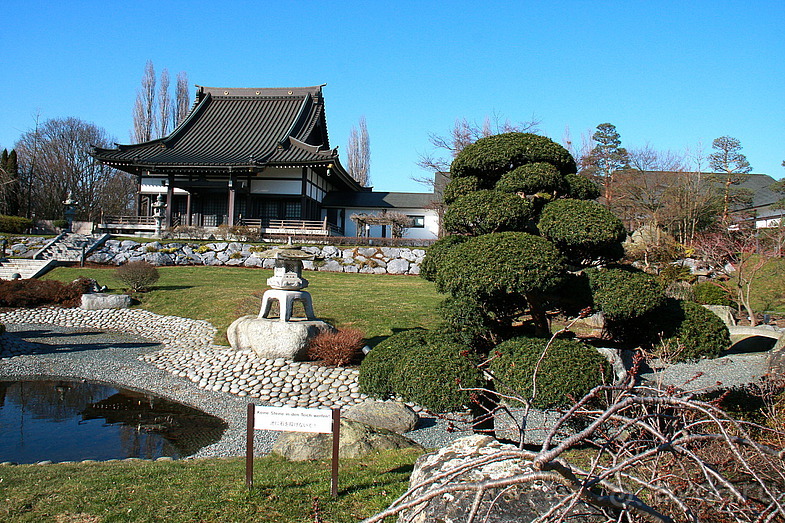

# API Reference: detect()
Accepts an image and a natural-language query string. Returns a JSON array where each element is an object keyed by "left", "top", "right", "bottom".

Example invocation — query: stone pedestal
[
  {"left": 227, "top": 316, "right": 333, "bottom": 360},
  {"left": 259, "top": 289, "right": 316, "bottom": 321}
]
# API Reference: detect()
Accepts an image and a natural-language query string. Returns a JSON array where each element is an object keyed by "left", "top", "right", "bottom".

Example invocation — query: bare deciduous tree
[
  {"left": 347, "top": 116, "right": 371, "bottom": 187},
  {"left": 15, "top": 117, "right": 135, "bottom": 221},
  {"left": 157, "top": 68, "right": 171, "bottom": 139},
  {"left": 173, "top": 71, "right": 191, "bottom": 129},
  {"left": 415, "top": 114, "right": 540, "bottom": 187},
  {"left": 132, "top": 60, "right": 156, "bottom": 143}
]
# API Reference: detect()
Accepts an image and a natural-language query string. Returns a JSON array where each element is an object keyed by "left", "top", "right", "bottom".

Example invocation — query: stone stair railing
[
  {"left": 33, "top": 233, "right": 110, "bottom": 262},
  {"left": 0, "top": 258, "right": 57, "bottom": 279}
]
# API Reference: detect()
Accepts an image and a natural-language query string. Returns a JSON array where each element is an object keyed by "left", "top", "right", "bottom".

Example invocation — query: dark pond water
[{"left": 0, "top": 379, "right": 227, "bottom": 464}]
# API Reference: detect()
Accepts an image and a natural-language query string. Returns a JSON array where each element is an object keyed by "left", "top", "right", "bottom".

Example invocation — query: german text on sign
[{"left": 253, "top": 405, "right": 333, "bottom": 433}]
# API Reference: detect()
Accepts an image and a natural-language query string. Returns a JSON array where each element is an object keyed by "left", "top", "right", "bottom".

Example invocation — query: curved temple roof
[{"left": 92, "top": 85, "right": 357, "bottom": 188}]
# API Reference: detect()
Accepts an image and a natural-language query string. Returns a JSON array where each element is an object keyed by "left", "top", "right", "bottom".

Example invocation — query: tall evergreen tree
[
  {"left": 580, "top": 123, "right": 629, "bottom": 206},
  {"left": 0, "top": 149, "right": 20, "bottom": 216},
  {"left": 709, "top": 135, "right": 752, "bottom": 222}
]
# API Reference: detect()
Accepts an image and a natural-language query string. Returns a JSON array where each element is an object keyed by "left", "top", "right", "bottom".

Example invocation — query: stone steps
[
  {"left": 0, "top": 259, "right": 57, "bottom": 280},
  {"left": 35, "top": 233, "right": 109, "bottom": 262}
]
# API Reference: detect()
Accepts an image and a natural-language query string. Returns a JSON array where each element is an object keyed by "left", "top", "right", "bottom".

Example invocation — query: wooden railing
[{"left": 101, "top": 216, "right": 156, "bottom": 225}]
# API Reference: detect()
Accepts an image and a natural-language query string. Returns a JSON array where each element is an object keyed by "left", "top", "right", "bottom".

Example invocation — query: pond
[{"left": 0, "top": 379, "right": 227, "bottom": 464}]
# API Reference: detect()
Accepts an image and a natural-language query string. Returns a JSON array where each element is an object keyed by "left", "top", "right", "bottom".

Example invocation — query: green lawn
[
  {"left": 42, "top": 265, "right": 443, "bottom": 344},
  {"left": 0, "top": 450, "right": 421, "bottom": 522}
]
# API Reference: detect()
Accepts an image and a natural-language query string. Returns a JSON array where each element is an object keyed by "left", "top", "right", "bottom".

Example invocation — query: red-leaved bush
[
  {"left": 0, "top": 278, "right": 92, "bottom": 308},
  {"left": 307, "top": 328, "right": 365, "bottom": 366}
]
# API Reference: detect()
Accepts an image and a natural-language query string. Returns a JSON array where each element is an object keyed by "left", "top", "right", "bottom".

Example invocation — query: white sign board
[{"left": 253, "top": 405, "right": 333, "bottom": 433}]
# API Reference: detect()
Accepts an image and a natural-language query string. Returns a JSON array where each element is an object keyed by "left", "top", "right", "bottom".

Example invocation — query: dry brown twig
[{"left": 363, "top": 314, "right": 785, "bottom": 523}]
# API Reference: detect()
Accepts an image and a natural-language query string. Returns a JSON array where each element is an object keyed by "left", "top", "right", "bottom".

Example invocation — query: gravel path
[{"left": 0, "top": 307, "right": 463, "bottom": 459}]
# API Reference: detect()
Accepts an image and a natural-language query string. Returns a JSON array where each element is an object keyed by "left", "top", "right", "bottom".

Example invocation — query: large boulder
[
  {"left": 227, "top": 316, "right": 333, "bottom": 360},
  {"left": 397, "top": 435, "right": 604, "bottom": 523},
  {"left": 343, "top": 400, "right": 419, "bottom": 433},
  {"left": 272, "top": 419, "right": 422, "bottom": 461},
  {"left": 80, "top": 293, "right": 132, "bottom": 310}
]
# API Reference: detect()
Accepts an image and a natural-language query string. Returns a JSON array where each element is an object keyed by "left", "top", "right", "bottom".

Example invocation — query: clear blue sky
[{"left": 2, "top": 1, "right": 783, "bottom": 192}]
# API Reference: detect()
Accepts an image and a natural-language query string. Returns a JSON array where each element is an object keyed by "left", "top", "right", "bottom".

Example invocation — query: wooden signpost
[{"left": 246, "top": 404, "right": 341, "bottom": 496}]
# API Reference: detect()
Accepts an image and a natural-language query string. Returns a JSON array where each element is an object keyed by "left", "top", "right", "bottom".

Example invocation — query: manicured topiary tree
[{"left": 359, "top": 132, "right": 727, "bottom": 425}]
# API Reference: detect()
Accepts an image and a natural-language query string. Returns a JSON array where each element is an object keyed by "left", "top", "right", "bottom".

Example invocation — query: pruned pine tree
[
  {"left": 709, "top": 135, "right": 752, "bottom": 222},
  {"left": 580, "top": 122, "right": 629, "bottom": 206},
  {"left": 347, "top": 116, "right": 371, "bottom": 187}
]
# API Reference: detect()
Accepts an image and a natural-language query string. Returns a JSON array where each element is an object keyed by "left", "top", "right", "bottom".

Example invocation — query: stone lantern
[
  {"left": 152, "top": 194, "right": 167, "bottom": 238},
  {"left": 227, "top": 242, "right": 332, "bottom": 360},
  {"left": 62, "top": 192, "right": 78, "bottom": 232}
]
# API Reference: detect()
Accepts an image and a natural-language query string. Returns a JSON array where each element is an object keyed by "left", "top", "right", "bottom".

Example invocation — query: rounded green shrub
[
  {"left": 564, "top": 173, "right": 601, "bottom": 200},
  {"left": 657, "top": 300, "right": 730, "bottom": 361},
  {"left": 443, "top": 190, "right": 534, "bottom": 236},
  {"left": 495, "top": 162, "right": 567, "bottom": 195},
  {"left": 450, "top": 133, "right": 577, "bottom": 184},
  {"left": 692, "top": 281, "right": 734, "bottom": 307},
  {"left": 358, "top": 329, "right": 428, "bottom": 399},
  {"left": 538, "top": 199, "right": 626, "bottom": 265},
  {"left": 438, "top": 294, "right": 520, "bottom": 348},
  {"left": 359, "top": 330, "right": 482, "bottom": 412},
  {"left": 420, "top": 235, "right": 467, "bottom": 282},
  {"left": 436, "top": 232, "right": 566, "bottom": 299},
  {"left": 443, "top": 176, "right": 481, "bottom": 204},
  {"left": 586, "top": 267, "right": 665, "bottom": 321},
  {"left": 391, "top": 333, "right": 481, "bottom": 412},
  {"left": 491, "top": 337, "right": 613, "bottom": 409}
]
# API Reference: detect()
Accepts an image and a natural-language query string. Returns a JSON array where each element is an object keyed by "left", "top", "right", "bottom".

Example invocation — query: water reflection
[{"left": 0, "top": 380, "right": 227, "bottom": 464}]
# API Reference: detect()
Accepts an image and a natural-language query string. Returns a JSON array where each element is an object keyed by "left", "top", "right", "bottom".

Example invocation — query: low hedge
[
  {"left": 0, "top": 278, "right": 91, "bottom": 308},
  {"left": 0, "top": 215, "right": 33, "bottom": 234},
  {"left": 491, "top": 337, "right": 613, "bottom": 409}
]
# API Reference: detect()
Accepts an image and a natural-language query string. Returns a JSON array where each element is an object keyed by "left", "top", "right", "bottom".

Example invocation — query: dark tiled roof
[
  {"left": 321, "top": 191, "right": 438, "bottom": 209},
  {"left": 92, "top": 85, "right": 356, "bottom": 186}
]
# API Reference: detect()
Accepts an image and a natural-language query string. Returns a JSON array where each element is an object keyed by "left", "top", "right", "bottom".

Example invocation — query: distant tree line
[{"left": 1, "top": 61, "right": 191, "bottom": 225}]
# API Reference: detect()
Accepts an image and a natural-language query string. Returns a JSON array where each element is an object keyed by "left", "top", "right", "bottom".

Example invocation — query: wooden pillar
[
  {"left": 136, "top": 175, "right": 143, "bottom": 216},
  {"left": 165, "top": 174, "right": 174, "bottom": 227},
  {"left": 228, "top": 176, "right": 236, "bottom": 226},
  {"left": 185, "top": 192, "right": 192, "bottom": 226}
]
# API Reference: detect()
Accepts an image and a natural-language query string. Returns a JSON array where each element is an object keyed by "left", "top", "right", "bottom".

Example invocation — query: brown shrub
[
  {"left": 114, "top": 261, "right": 160, "bottom": 292},
  {"left": 0, "top": 278, "right": 91, "bottom": 308},
  {"left": 307, "top": 328, "right": 365, "bottom": 366}
]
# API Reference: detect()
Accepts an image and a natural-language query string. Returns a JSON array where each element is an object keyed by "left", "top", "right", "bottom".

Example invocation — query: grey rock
[
  {"left": 120, "top": 240, "right": 138, "bottom": 249},
  {"left": 227, "top": 316, "right": 333, "bottom": 360},
  {"left": 80, "top": 293, "right": 132, "bottom": 310},
  {"left": 704, "top": 305, "right": 736, "bottom": 327},
  {"left": 318, "top": 260, "right": 343, "bottom": 272},
  {"left": 144, "top": 252, "right": 173, "bottom": 266},
  {"left": 322, "top": 245, "right": 340, "bottom": 258},
  {"left": 381, "top": 247, "right": 401, "bottom": 259},
  {"left": 409, "top": 264, "right": 420, "bottom": 275},
  {"left": 358, "top": 247, "right": 378, "bottom": 257},
  {"left": 398, "top": 435, "right": 603, "bottom": 523},
  {"left": 386, "top": 259, "right": 410, "bottom": 275},
  {"left": 273, "top": 419, "right": 422, "bottom": 461},
  {"left": 343, "top": 400, "right": 419, "bottom": 433}
]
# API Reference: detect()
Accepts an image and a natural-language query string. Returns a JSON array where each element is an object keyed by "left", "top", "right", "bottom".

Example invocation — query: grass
[
  {"left": 0, "top": 449, "right": 422, "bottom": 522},
  {"left": 41, "top": 265, "right": 443, "bottom": 345}
]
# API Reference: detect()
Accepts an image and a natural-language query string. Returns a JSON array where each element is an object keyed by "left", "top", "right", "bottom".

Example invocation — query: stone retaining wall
[
  {"left": 86, "top": 240, "right": 425, "bottom": 275},
  {"left": 4, "top": 236, "right": 427, "bottom": 275}
]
